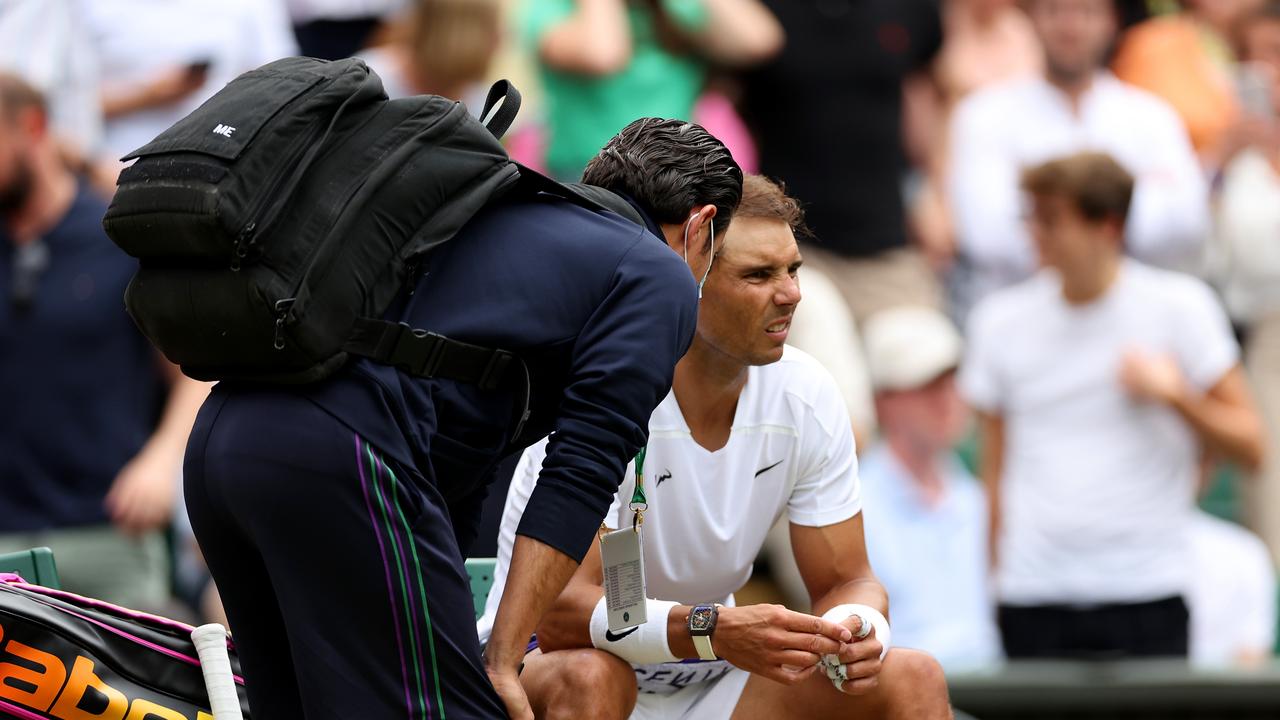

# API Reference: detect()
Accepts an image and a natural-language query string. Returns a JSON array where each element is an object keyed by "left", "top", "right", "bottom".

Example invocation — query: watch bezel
[{"left": 688, "top": 604, "right": 718, "bottom": 636}]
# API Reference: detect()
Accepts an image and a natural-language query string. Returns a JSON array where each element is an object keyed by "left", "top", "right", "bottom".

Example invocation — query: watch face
[{"left": 689, "top": 606, "right": 715, "bottom": 633}]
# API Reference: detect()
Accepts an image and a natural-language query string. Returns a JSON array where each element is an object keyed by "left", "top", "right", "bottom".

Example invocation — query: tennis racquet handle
[{"left": 192, "top": 623, "right": 244, "bottom": 720}]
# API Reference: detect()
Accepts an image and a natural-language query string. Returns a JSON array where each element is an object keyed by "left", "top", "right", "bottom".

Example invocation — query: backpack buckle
[
  {"left": 477, "top": 351, "right": 514, "bottom": 391},
  {"left": 390, "top": 322, "right": 446, "bottom": 377}
]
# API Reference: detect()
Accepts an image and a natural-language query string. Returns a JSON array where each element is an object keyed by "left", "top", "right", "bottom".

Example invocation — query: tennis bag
[
  {"left": 0, "top": 574, "right": 250, "bottom": 719},
  {"left": 103, "top": 56, "right": 626, "bottom": 387}
]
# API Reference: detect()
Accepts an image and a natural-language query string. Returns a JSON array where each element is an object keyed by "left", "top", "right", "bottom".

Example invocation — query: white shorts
[{"left": 629, "top": 667, "right": 751, "bottom": 720}]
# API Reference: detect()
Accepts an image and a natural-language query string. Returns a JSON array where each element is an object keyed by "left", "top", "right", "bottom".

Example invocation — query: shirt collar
[
  {"left": 1034, "top": 70, "right": 1120, "bottom": 113},
  {"left": 617, "top": 192, "right": 668, "bottom": 242}
]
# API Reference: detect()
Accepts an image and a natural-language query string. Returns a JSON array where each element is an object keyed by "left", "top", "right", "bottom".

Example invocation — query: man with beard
[
  {"left": 947, "top": 0, "right": 1208, "bottom": 318},
  {"left": 0, "top": 73, "right": 209, "bottom": 609}
]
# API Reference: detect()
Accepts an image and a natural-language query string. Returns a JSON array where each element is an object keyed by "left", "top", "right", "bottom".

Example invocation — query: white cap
[{"left": 863, "top": 306, "right": 963, "bottom": 392}]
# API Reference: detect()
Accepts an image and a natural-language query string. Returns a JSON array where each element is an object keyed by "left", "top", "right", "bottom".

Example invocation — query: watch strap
[{"left": 692, "top": 633, "right": 717, "bottom": 660}]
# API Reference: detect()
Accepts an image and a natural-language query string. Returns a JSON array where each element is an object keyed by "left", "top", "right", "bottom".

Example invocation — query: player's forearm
[
  {"left": 812, "top": 578, "right": 889, "bottom": 621},
  {"left": 978, "top": 413, "right": 1005, "bottom": 568},
  {"left": 531, "top": 581, "right": 603, "bottom": 652},
  {"left": 663, "top": 605, "right": 700, "bottom": 659},
  {"left": 1169, "top": 390, "right": 1265, "bottom": 471},
  {"left": 486, "top": 535, "right": 581, "bottom": 672}
]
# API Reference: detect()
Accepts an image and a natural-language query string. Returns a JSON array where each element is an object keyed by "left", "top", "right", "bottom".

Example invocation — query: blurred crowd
[{"left": 2, "top": 0, "right": 1280, "bottom": 678}]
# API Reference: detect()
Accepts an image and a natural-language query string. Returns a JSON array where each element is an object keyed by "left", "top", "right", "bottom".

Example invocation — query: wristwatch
[{"left": 687, "top": 604, "right": 719, "bottom": 660}]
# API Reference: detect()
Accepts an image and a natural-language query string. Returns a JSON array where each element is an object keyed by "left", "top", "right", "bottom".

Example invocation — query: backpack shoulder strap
[{"left": 513, "top": 165, "right": 645, "bottom": 226}]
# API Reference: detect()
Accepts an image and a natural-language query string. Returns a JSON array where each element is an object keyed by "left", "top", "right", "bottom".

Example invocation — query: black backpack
[{"left": 103, "top": 56, "right": 636, "bottom": 388}]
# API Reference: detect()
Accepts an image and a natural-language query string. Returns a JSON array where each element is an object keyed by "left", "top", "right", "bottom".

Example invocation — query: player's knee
[
  {"left": 886, "top": 649, "right": 951, "bottom": 715},
  {"left": 545, "top": 649, "right": 636, "bottom": 720},
  {"left": 895, "top": 649, "right": 945, "bottom": 686}
]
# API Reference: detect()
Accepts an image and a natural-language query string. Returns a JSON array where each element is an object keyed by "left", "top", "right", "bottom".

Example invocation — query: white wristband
[
  {"left": 589, "top": 597, "right": 680, "bottom": 665},
  {"left": 822, "top": 603, "right": 890, "bottom": 658},
  {"left": 819, "top": 603, "right": 891, "bottom": 692}
]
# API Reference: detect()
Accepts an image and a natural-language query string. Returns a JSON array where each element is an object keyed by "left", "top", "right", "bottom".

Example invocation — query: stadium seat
[
  {"left": 0, "top": 547, "right": 60, "bottom": 589},
  {"left": 466, "top": 557, "right": 497, "bottom": 620}
]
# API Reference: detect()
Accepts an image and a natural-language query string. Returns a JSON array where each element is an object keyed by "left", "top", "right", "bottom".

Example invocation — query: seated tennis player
[{"left": 478, "top": 176, "right": 953, "bottom": 720}]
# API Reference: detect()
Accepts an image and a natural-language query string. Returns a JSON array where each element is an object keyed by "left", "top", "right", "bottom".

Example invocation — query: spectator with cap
[
  {"left": 947, "top": 0, "right": 1208, "bottom": 319},
  {"left": 960, "top": 151, "right": 1263, "bottom": 659},
  {"left": 859, "top": 306, "right": 1002, "bottom": 672}
]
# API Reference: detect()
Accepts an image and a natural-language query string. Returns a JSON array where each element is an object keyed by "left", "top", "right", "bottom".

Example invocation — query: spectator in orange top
[{"left": 1112, "top": 0, "right": 1259, "bottom": 159}]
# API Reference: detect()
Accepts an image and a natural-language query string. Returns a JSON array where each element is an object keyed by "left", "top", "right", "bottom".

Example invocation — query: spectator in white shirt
[
  {"left": 960, "top": 151, "right": 1263, "bottom": 659},
  {"left": 947, "top": 0, "right": 1208, "bottom": 319},
  {"left": 1210, "top": 0, "right": 1280, "bottom": 572},
  {"left": 86, "top": 0, "right": 298, "bottom": 161},
  {"left": 859, "top": 306, "right": 1002, "bottom": 672},
  {"left": 0, "top": 0, "right": 101, "bottom": 156}
]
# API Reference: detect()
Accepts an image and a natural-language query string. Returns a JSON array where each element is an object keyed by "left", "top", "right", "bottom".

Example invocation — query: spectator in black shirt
[{"left": 741, "top": 0, "right": 945, "bottom": 325}]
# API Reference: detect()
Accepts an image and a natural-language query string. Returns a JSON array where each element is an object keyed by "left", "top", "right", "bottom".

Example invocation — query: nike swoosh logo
[
  {"left": 605, "top": 626, "right": 640, "bottom": 642},
  {"left": 755, "top": 460, "right": 784, "bottom": 478}
]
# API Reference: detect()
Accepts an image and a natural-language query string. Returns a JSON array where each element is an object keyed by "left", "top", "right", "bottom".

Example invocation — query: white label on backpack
[
  {"left": 212, "top": 124, "right": 236, "bottom": 137},
  {"left": 600, "top": 526, "right": 647, "bottom": 633}
]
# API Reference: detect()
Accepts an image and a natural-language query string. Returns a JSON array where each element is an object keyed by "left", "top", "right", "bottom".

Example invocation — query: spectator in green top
[{"left": 522, "top": 0, "right": 783, "bottom": 181}]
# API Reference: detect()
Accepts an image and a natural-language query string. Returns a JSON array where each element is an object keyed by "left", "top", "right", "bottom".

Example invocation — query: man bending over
[{"left": 479, "top": 176, "right": 952, "bottom": 719}]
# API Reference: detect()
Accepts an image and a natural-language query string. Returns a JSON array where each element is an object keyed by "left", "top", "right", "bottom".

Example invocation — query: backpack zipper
[
  {"left": 229, "top": 87, "right": 375, "bottom": 272},
  {"left": 270, "top": 102, "right": 465, "bottom": 350},
  {"left": 273, "top": 298, "right": 295, "bottom": 350},
  {"left": 228, "top": 119, "right": 326, "bottom": 271}
]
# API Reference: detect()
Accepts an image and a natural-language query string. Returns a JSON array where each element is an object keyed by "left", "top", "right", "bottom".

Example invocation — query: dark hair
[
  {"left": 736, "top": 175, "right": 809, "bottom": 236},
  {"left": 0, "top": 73, "right": 45, "bottom": 122},
  {"left": 1021, "top": 151, "right": 1134, "bottom": 224},
  {"left": 582, "top": 118, "right": 744, "bottom": 233}
]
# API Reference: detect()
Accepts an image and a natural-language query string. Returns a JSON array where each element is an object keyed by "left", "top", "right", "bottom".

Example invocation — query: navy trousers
[{"left": 185, "top": 389, "right": 507, "bottom": 719}]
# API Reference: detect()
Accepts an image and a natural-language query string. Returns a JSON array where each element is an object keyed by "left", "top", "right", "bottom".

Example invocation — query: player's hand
[
  {"left": 1118, "top": 350, "right": 1186, "bottom": 405},
  {"left": 828, "top": 615, "right": 885, "bottom": 695},
  {"left": 485, "top": 664, "right": 533, "bottom": 720},
  {"left": 713, "top": 604, "right": 853, "bottom": 685},
  {"left": 105, "top": 447, "right": 178, "bottom": 535}
]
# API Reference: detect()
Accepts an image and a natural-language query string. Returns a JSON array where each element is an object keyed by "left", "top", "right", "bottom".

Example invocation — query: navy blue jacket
[{"left": 297, "top": 192, "right": 698, "bottom": 560}]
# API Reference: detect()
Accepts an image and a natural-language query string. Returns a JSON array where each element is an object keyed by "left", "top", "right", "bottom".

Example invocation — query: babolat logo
[
  {"left": 0, "top": 619, "right": 215, "bottom": 719},
  {"left": 211, "top": 124, "right": 236, "bottom": 138}
]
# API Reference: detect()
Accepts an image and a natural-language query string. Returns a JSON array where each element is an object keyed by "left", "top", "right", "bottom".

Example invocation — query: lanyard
[{"left": 629, "top": 447, "right": 649, "bottom": 530}]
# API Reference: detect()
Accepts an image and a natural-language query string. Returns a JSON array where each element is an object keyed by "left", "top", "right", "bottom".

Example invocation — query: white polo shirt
[
  {"left": 959, "top": 260, "right": 1238, "bottom": 606},
  {"left": 478, "top": 346, "right": 861, "bottom": 688}
]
